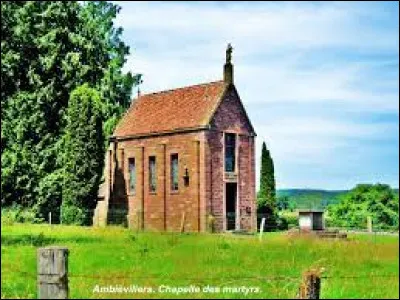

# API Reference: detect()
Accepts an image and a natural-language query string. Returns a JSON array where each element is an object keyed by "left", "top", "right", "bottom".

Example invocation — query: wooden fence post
[
  {"left": 298, "top": 269, "right": 321, "bottom": 299},
  {"left": 37, "top": 247, "right": 69, "bottom": 299}
]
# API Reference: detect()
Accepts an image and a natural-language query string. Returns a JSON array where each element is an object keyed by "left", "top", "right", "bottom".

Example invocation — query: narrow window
[
  {"left": 149, "top": 156, "right": 157, "bottom": 193},
  {"left": 128, "top": 158, "right": 136, "bottom": 194},
  {"left": 225, "top": 133, "right": 236, "bottom": 172},
  {"left": 171, "top": 154, "right": 179, "bottom": 191}
]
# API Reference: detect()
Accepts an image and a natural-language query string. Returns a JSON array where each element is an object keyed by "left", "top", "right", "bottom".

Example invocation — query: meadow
[{"left": 1, "top": 224, "right": 398, "bottom": 299}]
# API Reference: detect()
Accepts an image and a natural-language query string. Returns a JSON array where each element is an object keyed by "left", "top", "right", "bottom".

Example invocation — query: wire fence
[
  {"left": 5, "top": 262, "right": 399, "bottom": 282},
  {"left": 5, "top": 265, "right": 399, "bottom": 281},
  {"left": 324, "top": 226, "right": 399, "bottom": 235},
  {"left": 4, "top": 207, "right": 398, "bottom": 236},
  {"left": 2, "top": 239, "right": 399, "bottom": 299},
  {"left": 4, "top": 264, "right": 398, "bottom": 296}
]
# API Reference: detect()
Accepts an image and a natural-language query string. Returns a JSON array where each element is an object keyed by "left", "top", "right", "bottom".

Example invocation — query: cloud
[
  {"left": 255, "top": 117, "right": 398, "bottom": 167},
  {"left": 117, "top": 1, "right": 399, "bottom": 112},
  {"left": 113, "top": 1, "right": 399, "bottom": 189},
  {"left": 253, "top": 117, "right": 399, "bottom": 189},
  {"left": 116, "top": 1, "right": 398, "bottom": 54}
]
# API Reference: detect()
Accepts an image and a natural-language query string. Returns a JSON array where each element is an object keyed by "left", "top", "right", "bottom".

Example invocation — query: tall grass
[{"left": 1, "top": 224, "right": 398, "bottom": 299}]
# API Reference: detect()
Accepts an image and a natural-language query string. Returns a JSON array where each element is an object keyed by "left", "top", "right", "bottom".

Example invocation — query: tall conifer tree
[
  {"left": 257, "top": 142, "right": 277, "bottom": 225},
  {"left": 61, "top": 85, "right": 104, "bottom": 225}
]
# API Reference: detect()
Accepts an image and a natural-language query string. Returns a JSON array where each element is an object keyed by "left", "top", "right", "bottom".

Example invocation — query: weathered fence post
[
  {"left": 259, "top": 217, "right": 266, "bottom": 241},
  {"left": 49, "top": 212, "right": 52, "bottom": 227},
  {"left": 298, "top": 269, "right": 321, "bottom": 299},
  {"left": 37, "top": 247, "right": 69, "bottom": 299}
]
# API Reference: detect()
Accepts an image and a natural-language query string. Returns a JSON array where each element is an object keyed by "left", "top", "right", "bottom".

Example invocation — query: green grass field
[{"left": 1, "top": 224, "right": 398, "bottom": 299}]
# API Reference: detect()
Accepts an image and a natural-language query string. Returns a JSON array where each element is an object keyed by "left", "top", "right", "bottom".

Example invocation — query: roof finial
[
  {"left": 135, "top": 74, "right": 143, "bottom": 98},
  {"left": 226, "top": 43, "right": 233, "bottom": 64},
  {"left": 224, "top": 43, "right": 234, "bottom": 84}
]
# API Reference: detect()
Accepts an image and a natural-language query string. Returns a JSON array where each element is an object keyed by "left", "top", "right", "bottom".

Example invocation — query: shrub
[
  {"left": 277, "top": 211, "right": 298, "bottom": 230},
  {"left": 284, "top": 214, "right": 298, "bottom": 229},
  {"left": 1, "top": 205, "right": 44, "bottom": 225},
  {"left": 60, "top": 204, "right": 87, "bottom": 225},
  {"left": 276, "top": 216, "right": 288, "bottom": 230}
]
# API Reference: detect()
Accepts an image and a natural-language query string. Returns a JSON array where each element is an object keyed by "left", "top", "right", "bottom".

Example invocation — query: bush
[
  {"left": 60, "top": 204, "right": 88, "bottom": 225},
  {"left": 277, "top": 211, "right": 298, "bottom": 230},
  {"left": 324, "top": 215, "right": 336, "bottom": 228},
  {"left": 276, "top": 216, "right": 288, "bottom": 230},
  {"left": 1, "top": 205, "right": 44, "bottom": 225},
  {"left": 36, "top": 170, "right": 63, "bottom": 223},
  {"left": 284, "top": 215, "right": 298, "bottom": 229}
]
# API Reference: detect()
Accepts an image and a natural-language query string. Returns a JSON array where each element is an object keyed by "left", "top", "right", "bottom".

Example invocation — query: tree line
[
  {"left": 257, "top": 142, "right": 399, "bottom": 231},
  {"left": 1, "top": 1, "right": 140, "bottom": 224}
]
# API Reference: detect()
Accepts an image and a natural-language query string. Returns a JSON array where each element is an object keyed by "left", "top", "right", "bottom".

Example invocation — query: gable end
[{"left": 207, "top": 84, "right": 256, "bottom": 135}]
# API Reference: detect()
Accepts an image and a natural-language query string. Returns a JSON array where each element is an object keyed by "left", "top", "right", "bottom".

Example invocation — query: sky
[{"left": 113, "top": 1, "right": 399, "bottom": 190}]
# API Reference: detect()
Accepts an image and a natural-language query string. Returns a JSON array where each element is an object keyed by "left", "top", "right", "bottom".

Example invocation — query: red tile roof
[{"left": 113, "top": 80, "right": 228, "bottom": 137}]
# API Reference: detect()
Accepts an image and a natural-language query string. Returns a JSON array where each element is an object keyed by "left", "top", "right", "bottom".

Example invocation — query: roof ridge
[
  {"left": 140, "top": 79, "right": 224, "bottom": 98},
  {"left": 114, "top": 80, "right": 225, "bottom": 135},
  {"left": 113, "top": 79, "right": 228, "bottom": 138}
]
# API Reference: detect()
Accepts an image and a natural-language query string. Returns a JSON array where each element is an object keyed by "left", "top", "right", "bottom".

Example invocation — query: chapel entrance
[{"left": 225, "top": 182, "right": 237, "bottom": 230}]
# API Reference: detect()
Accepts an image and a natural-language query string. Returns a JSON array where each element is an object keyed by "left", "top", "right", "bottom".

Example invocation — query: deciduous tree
[{"left": 1, "top": 1, "right": 138, "bottom": 222}]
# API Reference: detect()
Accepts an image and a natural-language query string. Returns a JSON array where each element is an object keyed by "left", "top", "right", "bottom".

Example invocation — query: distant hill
[
  {"left": 276, "top": 187, "right": 399, "bottom": 210},
  {"left": 276, "top": 189, "right": 348, "bottom": 209}
]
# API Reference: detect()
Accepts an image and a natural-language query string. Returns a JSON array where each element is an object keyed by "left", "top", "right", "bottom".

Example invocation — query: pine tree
[
  {"left": 61, "top": 85, "right": 104, "bottom": 225},
  {"left": 257, "top": 142, "right": 277, "bottom": 226}
]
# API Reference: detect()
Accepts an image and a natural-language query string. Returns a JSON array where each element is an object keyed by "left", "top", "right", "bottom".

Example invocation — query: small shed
[{"left": 298, "top": 209, "right": 325, "bottom": 231}]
